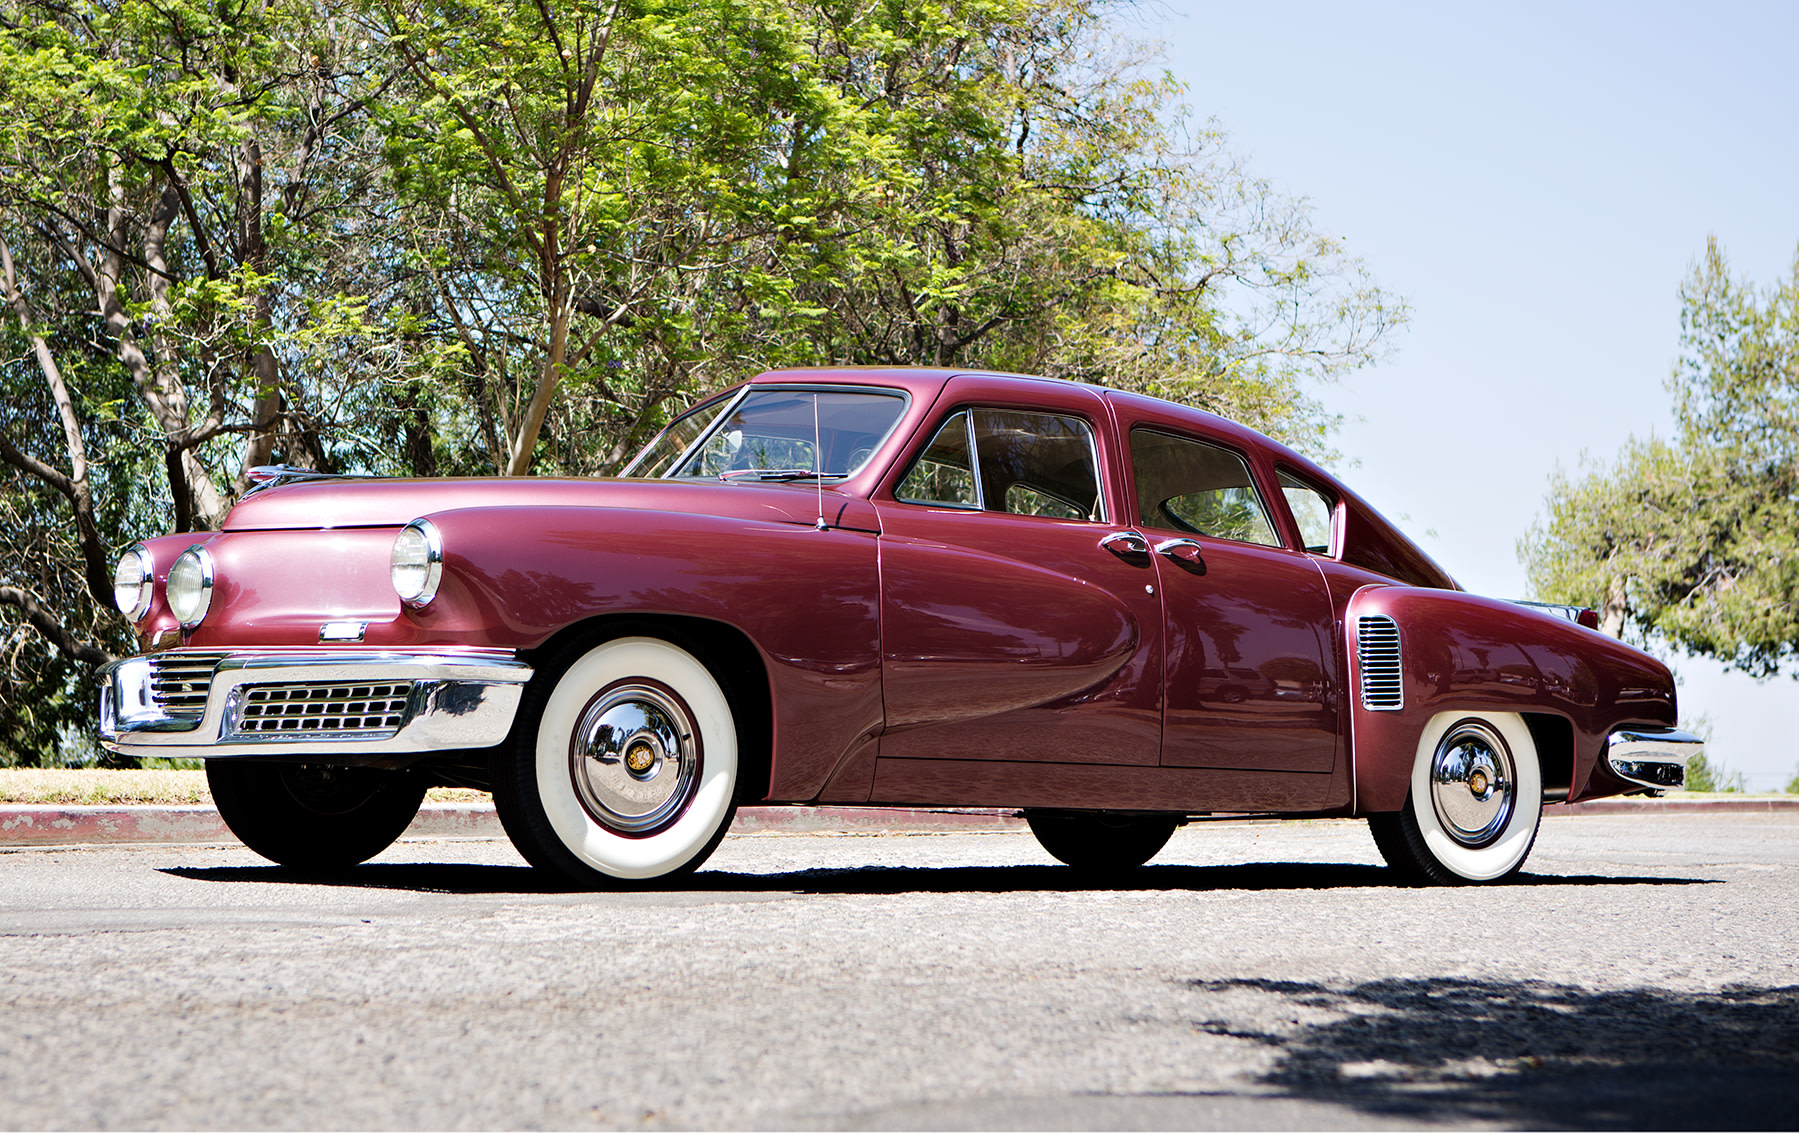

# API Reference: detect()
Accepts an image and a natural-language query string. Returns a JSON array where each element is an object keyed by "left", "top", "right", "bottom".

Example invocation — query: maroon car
[{"left": 99, "top": 368, "right": 1700, "bottom": 885}]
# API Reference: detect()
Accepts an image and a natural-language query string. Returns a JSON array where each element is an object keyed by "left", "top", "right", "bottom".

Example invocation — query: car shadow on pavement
[
  {"left": 160, "top": 861, "right": 1716, "bottom": 896},
  {"left": 1181, "top": 976, "right": 1799, "bottom": 1130}
]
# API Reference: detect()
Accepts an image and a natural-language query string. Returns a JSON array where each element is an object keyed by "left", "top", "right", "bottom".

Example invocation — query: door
[
  {"left": 1127, "top": 426, "right": 1340, "bottom": 772},
  {"left": 874, "top": 399, "right": 1164, "bottom": 766}
]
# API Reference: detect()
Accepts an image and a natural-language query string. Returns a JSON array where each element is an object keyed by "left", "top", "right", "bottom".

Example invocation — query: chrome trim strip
[
  {"left": 1605, "top": 727, "right": 1702, "bottom": 791},
  {"left": 98, "top": 647, "right": 532, "bottom": 758}
]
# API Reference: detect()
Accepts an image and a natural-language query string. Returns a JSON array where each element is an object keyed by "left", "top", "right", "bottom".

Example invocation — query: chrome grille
[
  {"left": 1356, "top": 616, "right": 1403, "bottom": 711},
  {"left": 232, "top": 682, "right": 413, "bottom": 736},
  {"left": 147, "top": 652, "right": 228, "bottom": 721}
]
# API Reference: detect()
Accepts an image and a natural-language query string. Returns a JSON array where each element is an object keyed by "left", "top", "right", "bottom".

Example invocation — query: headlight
[
  {"left": 112, "top": 545, "right": 153, "bottom": 622},
  {"left": 166, "top": 546, "right": 215, "bottom": 627},
  {"left": 391, "top": 519, "right": 443, "bottom": 607}
]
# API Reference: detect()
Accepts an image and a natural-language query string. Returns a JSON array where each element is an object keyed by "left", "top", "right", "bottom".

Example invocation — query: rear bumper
[
  {"left": 1605, "top": 726, "right": 1704, "bottom": 791},
  {"left": 98, "top": 647, "right": 532, "bottom": 759}
]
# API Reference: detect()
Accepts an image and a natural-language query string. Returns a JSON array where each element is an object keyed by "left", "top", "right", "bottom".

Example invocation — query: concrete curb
[
  {"left": 0, "top": 797, "right": 1792, "bottom": 848},
  {"left": 0, "top": 803, "right": 1027, "bottom": 847}
]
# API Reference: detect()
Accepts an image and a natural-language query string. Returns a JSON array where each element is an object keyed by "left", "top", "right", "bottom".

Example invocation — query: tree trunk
[{"left": 1600, "top": 575, "right": 1629, "bottom": 639}]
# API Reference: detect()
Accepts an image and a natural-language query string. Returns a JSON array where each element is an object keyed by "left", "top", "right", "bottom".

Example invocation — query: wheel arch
[{"left": 522, "top": 613, "right": 774, "bottom": 806}]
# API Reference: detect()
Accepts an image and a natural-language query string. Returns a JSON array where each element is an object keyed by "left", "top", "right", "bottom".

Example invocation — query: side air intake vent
[{"left": 1356, "top": 616, "right": 1403, "bottom": 711}]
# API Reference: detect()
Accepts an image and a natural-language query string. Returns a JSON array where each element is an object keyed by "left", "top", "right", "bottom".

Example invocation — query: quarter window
[
  {"left": 897, "top": 409, "right": 1103, "bottom": 521},
  {"left": 896, "top": 411, "right": 979, "bottom": 508},
  {"left": 1279, "top": 471, "right": 1337, "bottom": 555},
  {"left": 1131, "top": 428, "right": 1280, "bottom": 547}
]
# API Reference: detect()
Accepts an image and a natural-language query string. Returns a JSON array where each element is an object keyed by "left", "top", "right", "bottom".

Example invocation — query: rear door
[{"left": 1119, "top": 417, "right": 1340, "bottom": 773}]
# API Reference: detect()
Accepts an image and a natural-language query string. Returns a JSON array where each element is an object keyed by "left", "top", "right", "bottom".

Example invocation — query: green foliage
[
  {"left": 0, "top": 0, "right": 1405, "bottom": 763},
  {"left": 1523, "top": 239, "right": 1799, "bottom": 677},
  {"left": 1785, "top": 766, "right": 1799, "bottom": 795},
  {"left": 1685, "top": 751, "right": 1745, "bottom": 794}
]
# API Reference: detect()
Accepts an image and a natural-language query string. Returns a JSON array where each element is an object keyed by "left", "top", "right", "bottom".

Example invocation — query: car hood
[{"left": 222, "top": 476, "right": 882, "bottom": 534}]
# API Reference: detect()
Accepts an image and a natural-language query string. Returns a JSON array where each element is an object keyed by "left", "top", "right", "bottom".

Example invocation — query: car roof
[{"left": 750, "top": 366, "right": 1327, "bottom": 476}]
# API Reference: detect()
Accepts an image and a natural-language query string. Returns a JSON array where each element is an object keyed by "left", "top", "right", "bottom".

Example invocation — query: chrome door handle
[
  {"left": 1099, "top": 531, "right": 1151, "bottom": 564},
  {"left": 1154, "top": 537, "right": 1207, "bottom": 575}
]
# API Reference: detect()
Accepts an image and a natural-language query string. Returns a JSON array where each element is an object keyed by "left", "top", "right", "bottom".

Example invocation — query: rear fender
[{"left": 1346, "top": 586, "right": 1677, "bottom": 813}]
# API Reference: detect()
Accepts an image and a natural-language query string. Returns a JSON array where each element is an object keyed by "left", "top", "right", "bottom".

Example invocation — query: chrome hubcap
[
  {"left": 569, "top": 681, "right": 699, "bottom": 836},
  {"left": 1429, "top": 720, "right": 1515, "bottom": 847}
]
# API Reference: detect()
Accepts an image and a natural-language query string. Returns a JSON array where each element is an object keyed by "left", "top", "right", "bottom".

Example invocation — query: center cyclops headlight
[
  {"left": 112, "top": 544, "right": 154, "bottom": 622},
  {"left": 391, "top": 518, "right": 444, "bottom": 607},
  {"left": 165, "top": 546, "right": 215, "bottom": 627}
]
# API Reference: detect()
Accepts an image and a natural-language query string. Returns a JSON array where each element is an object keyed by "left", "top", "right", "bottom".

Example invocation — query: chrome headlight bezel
[
  {"left": 113, "top": 544, "right": 154, "bottom": 623},
  {"left": 391, "top": 518, "right": 444, "bottom": 608},
  {"left": 166, "top": 545, "right": 215, "bottom": 628}
]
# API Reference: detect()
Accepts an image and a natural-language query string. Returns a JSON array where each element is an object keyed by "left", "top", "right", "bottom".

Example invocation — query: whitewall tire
[
  {"left": 1368, "top": 711, "right": 1543, "bottom": 884},
  {"left": 495, "top": 636, "right": 738, "bottom": 886}
]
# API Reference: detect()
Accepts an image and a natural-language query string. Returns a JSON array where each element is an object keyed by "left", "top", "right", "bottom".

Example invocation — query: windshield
[{"left": 624, "top": 388, "right": 908, "bottom": 481}]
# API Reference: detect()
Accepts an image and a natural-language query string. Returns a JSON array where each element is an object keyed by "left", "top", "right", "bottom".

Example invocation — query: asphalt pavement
[{"left": 2, "top": 812, "right": 1796, "bottom": 1130}]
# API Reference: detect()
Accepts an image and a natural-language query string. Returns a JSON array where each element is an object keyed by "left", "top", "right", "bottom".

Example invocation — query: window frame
[
  {"left": 1127, "top": 425, "right": 1285, "bottom": 550},
  {"left": 891, "top": 404, "right": 1109, "bottom": 523}
]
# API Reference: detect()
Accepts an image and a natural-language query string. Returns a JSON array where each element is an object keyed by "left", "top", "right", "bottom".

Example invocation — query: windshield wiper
[{"left": 716, "top": 469, "right": 839, "bottom": 482}]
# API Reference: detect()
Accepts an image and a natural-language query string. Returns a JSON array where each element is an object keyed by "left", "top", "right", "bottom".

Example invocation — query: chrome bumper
[
  {"left": 98, "top": 648, "right": 532, "bottom": 759},
  {"left": 1605, "top": 726, "right": 1703, "bottom": 791}
]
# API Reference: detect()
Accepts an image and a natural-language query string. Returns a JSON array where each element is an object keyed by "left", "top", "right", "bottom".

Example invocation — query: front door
[{"left": 874, "top": 397, "right": 1163, "bottom": 766}]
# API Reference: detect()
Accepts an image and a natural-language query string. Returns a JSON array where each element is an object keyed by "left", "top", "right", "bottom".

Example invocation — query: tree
[
  {"left": 0, "top": 0, "right": 1406, "bottom": 762},
  {"left": 1523, "top": 238, "right": 1799, "bottom": 677}
]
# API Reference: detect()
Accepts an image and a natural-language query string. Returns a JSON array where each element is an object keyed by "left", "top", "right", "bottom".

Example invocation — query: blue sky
[{"left": 1142, "top": 0, "right": 1799, "bottom": 788}]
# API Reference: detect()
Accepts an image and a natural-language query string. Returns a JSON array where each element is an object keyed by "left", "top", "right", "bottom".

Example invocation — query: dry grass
[{"left": 0, "top": 769, "right": 489, "bottom": 806}]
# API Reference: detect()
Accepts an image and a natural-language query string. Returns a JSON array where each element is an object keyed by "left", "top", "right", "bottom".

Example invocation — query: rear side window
[
  {"left": 897, "top": 409, "right": 1103, "bottom": 521},
  {"left": 1130, "top": 428, "right": 1279, "bottom": 547}
]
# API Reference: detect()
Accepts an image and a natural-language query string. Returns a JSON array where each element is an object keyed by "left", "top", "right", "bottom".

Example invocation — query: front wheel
[
  {"left": 207, "top": 760, "right": 427, "bottom": 870},
  {"left": 1368, "top": 711, "right": 1543, "bottom": 884},
  {"left": 1025, "top": 810, "right": 1179, "bottom": 873},
  {"left": 493, "top": 636, "right": 739, "bottom": 887}
]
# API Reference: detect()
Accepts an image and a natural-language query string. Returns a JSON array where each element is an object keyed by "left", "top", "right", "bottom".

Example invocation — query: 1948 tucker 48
[{"left": 99, "top": 368, "right": 1702, "bottom": 885}]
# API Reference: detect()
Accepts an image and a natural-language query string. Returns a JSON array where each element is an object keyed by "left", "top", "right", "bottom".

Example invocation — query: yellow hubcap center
[
  {"left": 1469, "top": 770, "right": 1490, "bottom": 796},
  {"left": 625, "top": 741, "right": 657, "bottom": 774}
]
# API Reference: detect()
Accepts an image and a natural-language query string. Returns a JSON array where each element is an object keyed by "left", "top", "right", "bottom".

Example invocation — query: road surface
[{"left": 2, "top": 813, "right": 1795, "bottom": 1129}]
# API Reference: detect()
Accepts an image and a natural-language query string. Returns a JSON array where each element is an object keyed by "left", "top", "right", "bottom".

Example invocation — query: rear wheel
[
  {"left": 207, "top": 760, "right": 426, "bottom": 870},
  {"left": 1368, "top": 711, "right": 1543, "bottom": 884},
  {"left": 493, "top": 636, "right": 738, "bottom": 887},
  {"left": 1025, "top": 810, "right": 1178, "bottom": 873}
]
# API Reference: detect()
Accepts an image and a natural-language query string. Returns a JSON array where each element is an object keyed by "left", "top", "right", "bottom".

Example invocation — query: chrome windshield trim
[{"left": 1605, "top": 726, "right": 1703, "bottom": 791}]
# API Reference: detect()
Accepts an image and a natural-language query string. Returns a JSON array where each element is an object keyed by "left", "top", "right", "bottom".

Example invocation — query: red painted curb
[
  {"left": 0, "top": 803, "right": 1026, "bottom": 847},
  {"left": 1552, "top": 797, "right": 1799, "bottom": 816},
  {"left": 0, "top": 797, "right": 1791, "bottom": 847}
]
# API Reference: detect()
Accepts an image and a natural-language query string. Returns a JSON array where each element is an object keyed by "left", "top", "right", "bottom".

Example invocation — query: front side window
[
  {"left": 1279, "top": 470, "right": 1337, "bottom": 555},
  {"left": 1131, "top": 428, "right": 1280, "bottom": 547},
  {"left": 896, "top": 408, "right": 1103, "bottom": 521},
  {"left": 623, "top": 388, "right": 907, "bottom": 481}
]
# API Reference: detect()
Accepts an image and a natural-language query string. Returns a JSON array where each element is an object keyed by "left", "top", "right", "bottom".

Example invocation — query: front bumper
[
  {"left": 98, "top": 647, "right": 532, "bottom": 759},
  {"left": 1605, "top": 726, "right": 1704, "bottom": 791}
]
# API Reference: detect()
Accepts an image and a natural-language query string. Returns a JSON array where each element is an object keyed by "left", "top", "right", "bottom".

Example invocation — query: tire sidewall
[
  {"left": 1408, "top": 711, "right": 1542, "bottom": 882},
  {"left": 533, "top": 637, "right": 737, "bottom": 880}
]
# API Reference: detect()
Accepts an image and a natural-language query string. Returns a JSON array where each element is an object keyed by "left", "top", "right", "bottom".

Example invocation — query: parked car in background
[{"left": 99, "top": 368, "right": 1702, "bottom": 885}]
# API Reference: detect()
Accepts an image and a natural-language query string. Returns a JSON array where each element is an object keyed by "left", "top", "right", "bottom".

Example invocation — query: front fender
[
  {"left": 410, "top": 505, "right": 884, "bottom": 802},
  {"left": 1346, "top": 586, "right": 1677, "bottom": 812}
]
